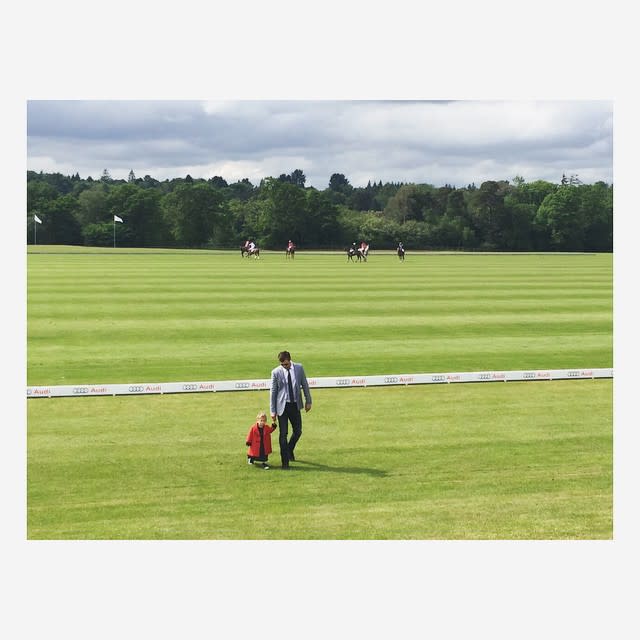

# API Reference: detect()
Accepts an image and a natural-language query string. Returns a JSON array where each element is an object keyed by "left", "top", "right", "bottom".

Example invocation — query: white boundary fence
[{"left": 27, "top": 367, "right": 613, "bottom": 399}]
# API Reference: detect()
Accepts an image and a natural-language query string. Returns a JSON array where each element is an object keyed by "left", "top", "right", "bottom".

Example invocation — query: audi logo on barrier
[
  {"left": 523, "top": 372, "right": 536, "bottom": 379},
  {"left": 431, "top": 375, "right": 446, "bottom": 382},
  {"left": 183, "top": 384, "right": 199, "bottom": 391},
  {"left": 31, "top": 388, "right": 51, "bottom": 396},
  {"left": 568, "top": 371, "right": 580, "bottom": 377},
  {"left": 73, "top": 387, "right": 89, "bottom": 394},
  {"left": 478, "top": 373, "right": 492, "bottom": 381},
  {"left": 129, "top": 385, "right": 145, "bottom": 393},
  {"left": 336, "top": 379, "right": 351, "bottom": 386},
  {"left": 235, "top": 382, "right": 251, "bottom": 389},
  {"left": 384, "top": 376, "right": 399, "bottom": 383}
]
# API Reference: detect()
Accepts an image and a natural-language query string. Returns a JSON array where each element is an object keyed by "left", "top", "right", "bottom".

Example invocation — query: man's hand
[
  {"left": 305, "top": 403, "right": 312, "bottom": 413},
  {"left": 271, "top": 413, "right": 277, "bottom": 422}
]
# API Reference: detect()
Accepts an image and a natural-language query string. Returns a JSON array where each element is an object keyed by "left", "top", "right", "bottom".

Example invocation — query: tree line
[{"left": 26, "top": 169, "right": 613, "bottom": 252}]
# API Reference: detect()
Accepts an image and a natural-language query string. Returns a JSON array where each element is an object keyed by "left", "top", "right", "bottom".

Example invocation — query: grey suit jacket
[{"left": 270, "top": 362, "right": 312, "bottom": 416}]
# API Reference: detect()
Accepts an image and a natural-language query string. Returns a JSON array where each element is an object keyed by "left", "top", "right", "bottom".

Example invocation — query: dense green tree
[
  {"left": 77, "top": 183, "right": 109, "bottom": 227},
  {"left": 535, "top": 185, "right": 585, "bottom": 250},
  {"left": 431, "top": 216, "right": 465, "bottom": 249},
  {"left": 141, "top": 175, "right": 161, "bottom": 189},
  {"left": 384, "top": 184, "right": 425, "bottom": 224},
  {"left": 228, "top": 198, "right": 263, "bottom": 245},
  {"left": 26, "top": 170, "right": 612, "bottom": 252},
  {"left": 303, "top": 189, "right": 341, "bottom": 247},
  {"left": 256, "top": 178, "right": 308, "bottom": 247},
  {"left": 468, "top": 180, "right": 511, "bottom": 249},
  {"left": 398, "top": 219, "right": 430, "bottom": 248},
  {"left": 225, "top": 179, "right": 255, "bottom": 201},
  {"left": 445, "top": 188, "right": 467, "bottom": 221},
  {"left": 337, "top": 207, "right": 367, "bottom": 247},
  {"left": 83, "top": 222, "right": 124, "bottom": 247},
  {"left": 328, "top": 173, "right": 351, "bottom": 191},
  {"left": 358, "top": 214, "right": 402, "bottom": 247},
  {"left": 161, "top": 182, "right": 228, "bottom": 247},
  {"left": 372, "top": 182, "right": 404, "bottom": 211},
  {"left": 276, "top": 170, "right": 306, "bottom": 188},
  {"left": 580, "top": 182, "right": 613, "bottom": 251},
  {"left": 291, "top": 169, "right": 306, "bottom": 188},
  {"left": 27, "top": 180, "right": 58, "bottom": 214},
  {"left": 28, "top": 194, "right": 83, "bottom": 245},
  {"left": 347, "top": 183, "right": 376, "bottom": 211},
  {"left": 106, "top": 183, "right": 168, "bottom": 247},
  {"left": 27, "top": 171, "right": 75, "bottom": 195},
  {"left": 512, "top": 179, "right": 557, "bottom": 207},
  {"left": 326, "top": 173, "right": 353, "bottom": 206},
  {"left": 502, "top": 195, "right": 536, "bottom": 250},
  {"left": 209, "top": 176, "right": 228, "bottom": 189}
]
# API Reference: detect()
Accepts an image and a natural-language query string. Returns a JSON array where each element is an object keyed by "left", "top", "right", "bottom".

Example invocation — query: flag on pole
[
  {"left": 34, "top": 214, "right": 42, "bottom": 224},
  {"left": 114, "top": 215, "right": 124, "bottom": 223}
]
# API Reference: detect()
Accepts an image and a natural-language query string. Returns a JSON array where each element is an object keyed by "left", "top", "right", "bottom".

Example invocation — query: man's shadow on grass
[{"left": 285, "top": 459, "right": 387, "bottom": 477}]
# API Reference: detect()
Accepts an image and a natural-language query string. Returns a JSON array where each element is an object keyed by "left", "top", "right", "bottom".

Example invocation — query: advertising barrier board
[{"left": 27, "top": 368, "right": 613, "bottom": 398}]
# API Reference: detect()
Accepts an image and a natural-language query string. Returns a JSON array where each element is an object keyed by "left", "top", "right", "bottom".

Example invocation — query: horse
[
  {"left": 397, "top": 246, "right": 405, "bottom": 261},
  {"left": 241, "top": 244, "right": 260, "bottom": 258},
  {"left": 286, "top": 244, "right": 296, "bottom": 259},
  {"left": 346, "top": 246, "right": 366, "bottom": 262}
]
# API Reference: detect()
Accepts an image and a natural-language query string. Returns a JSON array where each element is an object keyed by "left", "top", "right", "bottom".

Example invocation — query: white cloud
[{"left": 27, "top": 100, "right": 613, "bottom": 187}]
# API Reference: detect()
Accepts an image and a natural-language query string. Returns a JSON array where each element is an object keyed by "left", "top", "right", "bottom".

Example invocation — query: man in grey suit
[{"left": 270, "top": 350, "right": 312, "bottom": 468}]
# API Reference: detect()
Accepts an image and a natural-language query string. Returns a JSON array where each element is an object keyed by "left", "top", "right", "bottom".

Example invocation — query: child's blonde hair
[{"left": 256, "top": 411, "right": 267, "bottom": 420}]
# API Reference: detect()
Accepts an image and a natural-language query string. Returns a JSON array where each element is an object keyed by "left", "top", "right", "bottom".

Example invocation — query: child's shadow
[{"left": 291, "top": 460, "right": 387, "bottom": 477}]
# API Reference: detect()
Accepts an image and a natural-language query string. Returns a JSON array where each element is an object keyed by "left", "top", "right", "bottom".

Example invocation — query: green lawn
[
  {"left": 27, "top": 379, "right": 612, "bottom": 539},
  {"left": 26, "top": 248, "right": 613, "bottom": 539},
  {"left": 27, "top": 248, "right": 612, "bottom": 385}
]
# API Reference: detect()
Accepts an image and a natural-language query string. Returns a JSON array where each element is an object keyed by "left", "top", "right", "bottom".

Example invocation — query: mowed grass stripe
[
  {"left": 28, "top": 335, "right": 610, "bottom": 383},
  {"left": 27, "top": 250, "right": 612, "bottom": 385}
]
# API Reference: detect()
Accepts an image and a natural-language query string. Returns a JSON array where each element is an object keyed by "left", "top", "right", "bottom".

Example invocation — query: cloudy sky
[{"left": 27, "top": 100, "right": 613, "bottom": 190}]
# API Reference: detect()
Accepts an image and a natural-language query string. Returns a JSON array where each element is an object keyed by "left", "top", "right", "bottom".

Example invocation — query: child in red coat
[{"left": 246, "top": 412, "right": 277, "bottom": 470}]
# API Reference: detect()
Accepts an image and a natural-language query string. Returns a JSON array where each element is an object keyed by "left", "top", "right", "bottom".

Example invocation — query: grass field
[
  {"left": 27, "top": 380, "right": 612, "bottom": 539},
  {"left": 27, "top": 247, "right": 612, "bottom": 384},
  {"left": 26, "top": 247, "right": 613, "bottom": 539}
]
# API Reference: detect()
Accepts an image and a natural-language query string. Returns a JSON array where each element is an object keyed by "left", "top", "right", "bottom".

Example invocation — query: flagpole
[
  {"left": 113, "top": 217, "right": 116, "bottom": 248},
  {"left": 34, "top": 217, "right": 37, "bottom": 245}
]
